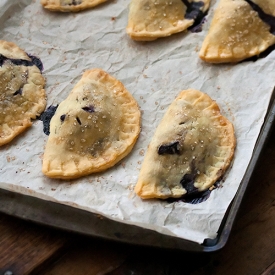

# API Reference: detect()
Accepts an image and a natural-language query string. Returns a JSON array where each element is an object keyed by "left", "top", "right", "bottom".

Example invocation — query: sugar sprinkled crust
[
  {"left": 199, "top": 0, "right": 275, "bottom": 63},
  {"left": 126, "top": 0, "right": 210, "bottom": 41},
  {"left": 0, "top": 40, "right": 46, "bottom": 146},
  {"left": 40, "top": 0, "right": 108, "bottom": 12},
  {"left": 135, "top": 89, "right": 236, "bottom": 199},
  {"left": 42, "top": 69, "right": 141, "bottom": 179}
]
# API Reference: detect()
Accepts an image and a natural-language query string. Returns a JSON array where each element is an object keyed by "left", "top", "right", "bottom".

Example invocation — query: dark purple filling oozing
[
  {"left": 67, "top": 0, "right": 81, "bottom": 5},
  {"left": 37, "top": 105, "right": 59, "bottom": 135},
  {"left": 13, "top": 88, "right": 23, "bottom": 96},
  {"left": 167, "top": 181, "right": 221, "bottom": 204},
  {"left": 167, "top": 161, "right": 209, "bottom": 204},
  {"left": 27, "top": 54, "right": 44, "bottom": 72},
  {"left": 60, "top": 114, "right": 66, "bottom": 122},
  {"left": 82, "top": 105, "right": 95, "bottom": 113},
  {"left": 76, "top": 116, "right": 82, "bottom": 125},
  {"left": 245, "top": 0, "right": 275, "bottom": 35},
  {"left": 158, "top": 141, "right": 181, "bottom": 155},
  {"left": 181, "top": 0, "right": 206, "bottom": 33},
  {"left": 180, "top": 172, "right": 198, "bottom": 194},
  {"left": 0, "top": 53, "right": 43, "bottom": 72},
  {"left": 189, "top": 16, "right": 207, "bottom": 33}
]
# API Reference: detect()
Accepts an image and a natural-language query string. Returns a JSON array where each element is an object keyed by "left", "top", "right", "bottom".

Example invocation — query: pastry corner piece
[
  {"left": 40, "top": 0, "right": 108, "bottom": 12},
  {"left": 126, "top": 0, "right": 211, "bottom": 41},
  {"left": 199, "top": 0, "right": 275, "bottom": 63},
  {"left": 0, "top": 40, "right": 46, "bottom": 146},
  {"left": 42, "top": 69, "right": 141, "bottom": 179},
  {"left": 135, "top": 89, "right": 236, "bottom": 200}
]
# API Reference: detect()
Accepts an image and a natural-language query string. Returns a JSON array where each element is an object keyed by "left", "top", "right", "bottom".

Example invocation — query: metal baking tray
[{"left": 1, "top": 93, "right": 275, "bottom": 252}]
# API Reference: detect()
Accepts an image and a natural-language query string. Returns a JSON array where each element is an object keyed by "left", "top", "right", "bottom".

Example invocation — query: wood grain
[
  {"left": 0, "top": 214, "right": 66, "bottom": 275},
  {"left": 37, "top": 238, "right": 128, "bottom": 275}
]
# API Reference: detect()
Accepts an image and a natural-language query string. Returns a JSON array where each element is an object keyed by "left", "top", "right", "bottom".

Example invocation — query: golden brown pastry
[
  {"left": 42, "top": 69, "right": 141, "bottom": 179},
  {"left": 126, "top": 0, "right": 211, "bottom": 41},
  {"left": 0, "top": 40, "right": 46, "bottom": 146},
  {"left": 135, "top": 89, "right": 236, "bottom": 199},
  {"left": 199, "top": 0, "right": 275, "bottom": 63},
  {"left": 40, "top": 0, "right": 108, "bottom": 12}
]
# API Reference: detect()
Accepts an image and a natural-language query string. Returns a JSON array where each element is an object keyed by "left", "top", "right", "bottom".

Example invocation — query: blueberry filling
[
  {"left": 82, "top": 105, "right": 95, "bottom": 113},
  {"left": 13, "top": 88, "right": 23, "bottom": 96},
  {"left": 27, "top": 54, "right": 44, "bottom": 72},
  {"left": 189, "top": 16, "right": 207, "bottom": 33},
  {"left": 167, "top": 188, "right": 211, "bottom": 204},
  {"left": 0, "top": 54, "right": 6, "bottom": 66},
  {"left": 64, "top": 0, "right": 82, "bottom": 5},
  {"left": 0, "top": 53, "right": 43, "bottom": 72},
  {"left": 158, "top": 141, "right": 181, "bottom": 155},
  {"left": 76, "top": 116, "right": 82, "bottom": 125},
  {"left": 180, "top": 160, "right": 198, "bottom": 195},
  {"left": 245, "top": 0, "right": 275, "bottom": 35},
  {"left": 60, "top": 114, "right": 66, "bottom": 122},
  {"left": 181, "top": 0, "right": 206, "bottom": 32},
  {"left": 180, "top": 172, "right": 198, "bottom": 194},
  {"left": 37, "top": 105, "right": 59, "bottom": 135},
  {"left": 167, "top": 181, "right": 220, "bottom": 204}
]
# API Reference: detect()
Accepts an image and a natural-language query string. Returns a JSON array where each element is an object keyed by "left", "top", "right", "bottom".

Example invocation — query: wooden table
[{"left": 1, "top": 127, "right": 275, "bottom": 275}]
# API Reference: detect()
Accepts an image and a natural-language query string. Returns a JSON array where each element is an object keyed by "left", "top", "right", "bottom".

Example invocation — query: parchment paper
[{"left": 1, "top": 0, "right": 275, "bottom": 244}]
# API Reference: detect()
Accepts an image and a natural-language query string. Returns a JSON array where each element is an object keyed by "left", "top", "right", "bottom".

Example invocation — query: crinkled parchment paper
[{"left": 1, "top": 0, "right": 275, "bottom": 244}]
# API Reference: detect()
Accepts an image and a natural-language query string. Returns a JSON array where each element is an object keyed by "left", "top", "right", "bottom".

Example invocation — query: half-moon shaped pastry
[
  {"left": 126, "top": 0, "right": 210, "bottom": 41},
  {"left": 0, "top": 40, "right": 46, "bottom": 146},
  {"left": 135, "top": 89, "right": 236, "bottom": 199},
  {"left": 199, "top": 0, "right": 275, "bottom": 63},
  {"left": 40, "top": 0, "right": 108, "bottom": 12},
  {"left": 42, "top": 69, "right": 141, "bottom": 179}
]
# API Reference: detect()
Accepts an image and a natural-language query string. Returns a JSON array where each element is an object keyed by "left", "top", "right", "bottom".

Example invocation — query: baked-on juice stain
[
  {"left": 0, "top": 54, "right": 43, "bottom": 72},
  {"left": 181, "top": 0, "right": 206, "bottom": 32},
  {"left": 38, "top": 105, "right": 59, "bottom": 135}
]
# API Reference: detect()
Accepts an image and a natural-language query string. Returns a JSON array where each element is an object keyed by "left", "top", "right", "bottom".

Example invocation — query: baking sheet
[{"left": 1, "top": 0, "right": 275, "bottom": 244}]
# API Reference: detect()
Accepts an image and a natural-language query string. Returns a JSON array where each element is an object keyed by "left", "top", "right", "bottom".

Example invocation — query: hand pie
[
  {"left": 40, "top": 0, "right": 108, "bottom": 12},
  {"left": 135, "top": 89, "right": 236, "bottom": 199},
  {"left": 42, "top": 69, "right": 141, "bottom": 179},
  {"left": 0, "top": 40, "right": 46, "bottom": 146},
  {"left": 199, "top": 0, "right": 275, "bottom": 63},
  {"left": 126, "top": 0, "right": 211, "bottom": 41}
]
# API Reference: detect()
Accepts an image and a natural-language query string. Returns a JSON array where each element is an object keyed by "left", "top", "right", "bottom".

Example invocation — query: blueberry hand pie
[
  {"left": 199, "top": 0, "right": 275, "bottom": 63},
  {"left": 42, "top": 69, "right": 141, "bottom": 179},
  {"left": 135, "top": 89, "right": 236, "bottom": 199},
  {"left": 0, "top": 40, "right": 46, "bottom": 146},
  {"left": 126, "top": 0, "right": 210, "bottom": 41},
  {"left": 40, "top": 0, "right": 108, "bottom": 12}
]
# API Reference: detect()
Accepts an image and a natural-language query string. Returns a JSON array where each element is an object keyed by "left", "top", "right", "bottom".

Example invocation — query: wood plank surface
[
  {"left": 37, "top": 238, "right": 128, "bottom": 275},
  {"left": 0, "top": 214, "right": 67, "bottom": 275}
]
